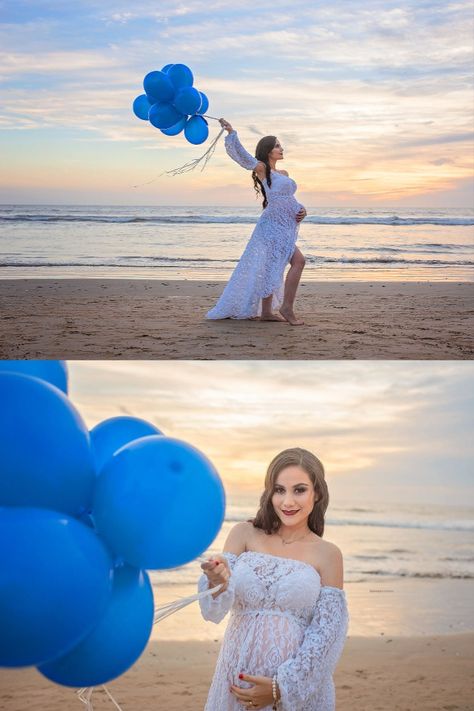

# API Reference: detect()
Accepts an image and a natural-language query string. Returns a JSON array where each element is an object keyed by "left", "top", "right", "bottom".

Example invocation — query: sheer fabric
[
  {"left": 206, "top": 132, "right": 304, "bottom": 319},
  {"left": 198, "top": 551, "right": 348, "bottom": 711}
]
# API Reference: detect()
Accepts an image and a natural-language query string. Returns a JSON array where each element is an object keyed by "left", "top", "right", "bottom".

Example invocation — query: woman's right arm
[
  {"left": 219, "top": 118, "right": 265, "bottom": 174},
  {"left": 197, "top": 522, "right": 249, "bottom": 623}
]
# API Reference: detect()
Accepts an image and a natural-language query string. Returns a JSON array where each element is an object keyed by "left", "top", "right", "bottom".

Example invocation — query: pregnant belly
[
  {"left": 259, "top": 202, "right": 301, "bottom": 230},
  {"left": 225, "top": 612, "right": 304, "bottom": 679}
]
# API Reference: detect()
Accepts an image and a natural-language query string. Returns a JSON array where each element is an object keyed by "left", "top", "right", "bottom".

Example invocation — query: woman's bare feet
[
  {"left": 260, "top": 312, "right": 287, "bottom": 322},
  {"left": 279, "top": 306, "right": 304, "bottom": 326}
]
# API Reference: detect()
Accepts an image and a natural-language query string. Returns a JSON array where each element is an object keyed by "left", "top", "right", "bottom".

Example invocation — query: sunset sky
[
  {"left": 1, "top": 0, "right": 473, "bottom": 206},
  {"left": 69, "top": 360, "right": 474, "bottom": 507}
]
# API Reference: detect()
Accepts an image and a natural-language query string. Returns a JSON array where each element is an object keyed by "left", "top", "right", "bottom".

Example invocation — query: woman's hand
[
  {"left": 296, "top": 206, "right": 307, "bottom": 223},
  {"left": 230, "top": 674, "right": 277, "bottom": 710},
  {"left": 219, "top": 118, "right": 234, "bottom": 133},
  {"left": 201, "top": 555, "right": 231, "bottom": 596}
]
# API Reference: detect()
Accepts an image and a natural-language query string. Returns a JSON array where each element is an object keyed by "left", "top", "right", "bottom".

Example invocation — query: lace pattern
[
  {"left": 276, "top": 586, "right": 349, "bottom": 711},
  {"left": 198, "top": 552, "right": 238, "bottom": 623},
  {"left": 206, "top": 132, "right": 304, "bottom": 320},
  {"left": 224, "top": 131, "right": 259, "bottom": 170},
  {"left": 198, "top": 551, "right": 348, "bottom": 711}
]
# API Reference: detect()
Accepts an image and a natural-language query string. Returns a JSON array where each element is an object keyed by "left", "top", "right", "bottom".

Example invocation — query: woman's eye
[{"left": 295, "top": 488, "right": 307, "bottom": 494}]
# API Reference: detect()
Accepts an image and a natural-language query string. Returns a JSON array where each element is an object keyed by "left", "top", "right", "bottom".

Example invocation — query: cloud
[
  {"left": 0, "top": 0, "right": 472, "bottom": 205},
  {"left": 398, "top": 132, "right": 474, "bottom": 148},
  {"left": 69, "top": 361, "right": 474, "bottom": 502}
]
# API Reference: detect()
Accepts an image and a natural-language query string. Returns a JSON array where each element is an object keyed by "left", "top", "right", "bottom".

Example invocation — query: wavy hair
[
  {"left": 252, "top": 135, "right": 277, "bottom": 209},
  {"left": 251, "top": 447, "right": 329, "bottom": 537}
]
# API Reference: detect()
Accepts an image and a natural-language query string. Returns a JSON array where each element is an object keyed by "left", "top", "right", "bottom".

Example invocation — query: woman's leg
[
  {"left": 260, "top": 294, "right": 286, "bottom": 321},
  {"left": 279, "top": 247, "right": 305, "bottom": 326}
]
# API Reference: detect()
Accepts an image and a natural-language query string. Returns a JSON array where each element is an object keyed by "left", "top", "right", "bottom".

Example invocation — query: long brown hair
[
  {"left": 252, "top": 448, "right": 329, "bottom": 537},
  {"left": 252, "top": 135, "right": 277, "bottom": 209}
]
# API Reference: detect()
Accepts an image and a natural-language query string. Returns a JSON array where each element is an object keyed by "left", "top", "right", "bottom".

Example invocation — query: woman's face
[
  {"left": 269, "top": 139, "right": 284, "bottom": 162},
  {"left": 271, "top": 465, "right": 316, "bottom": 527}
]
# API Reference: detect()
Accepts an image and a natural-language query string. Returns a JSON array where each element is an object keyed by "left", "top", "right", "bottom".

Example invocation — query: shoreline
[
  {"left": 0, "top": 279, "right": 473, "bottom": 359},
  {"left": 1, "top": 633, "right": 472, "bottom": 710},
  {"left": 0, "top": 270, "right": 472, "bottom": 282}
]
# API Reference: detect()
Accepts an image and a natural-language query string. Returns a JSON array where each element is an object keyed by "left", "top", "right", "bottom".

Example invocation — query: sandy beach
[
  {"left": 0, "top": 279, "right": 473, "bottom": 359},
  {"left": 1, "top": 634, "right": 473, "bottom": 710}
]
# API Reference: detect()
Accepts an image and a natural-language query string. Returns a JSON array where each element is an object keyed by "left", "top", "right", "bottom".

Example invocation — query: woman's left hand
[
  {"left": 230, "top": 673, "right": 275, "bottom": 709},
  {"left": 296, "top": 206, "right": 307, "bottom": 223}
]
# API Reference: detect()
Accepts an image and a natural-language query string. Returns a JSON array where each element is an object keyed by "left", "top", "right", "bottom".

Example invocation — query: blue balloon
[
  {"left": 0, "top": 372, "right": 95, "bottom": 516},
  {"left": 0, "top": 507, "right": 113, "bottom": 667},
  {"left": 184, "top": 115, "right": 209, "bottom": 145},
  {"left": 196, "top": 91, "right": 209, "bottom": 115},
  {"left": 161, "top": 63, "right": 174, "bottom": 73},
  {"left": 90, "top": 416, "right": 163, "bottom": 475},
  {"left": 149, "top": 102, "right": 184, "bottom": 130},
  {"left": 0, "top": 360, "right": 68, "bottom": 393},
  {"left": 38, "top": 565, "right": 153, "bottom": 686},
  {"left": 133, "top": 94, "right": 152, "bottom": 121},
  {"left": 160, "top": 116, "right": 188, "bottom": 136},
  {"left": 143, "top": 70, "right": 175, "bottom": 103},
  {"left": 173, "top": 86, "right": 202, "bottom": 115},
  {"left": 167, "top": 63, "right": 193, "bottom": 90},
  {"left": 92, "top": 436, "right": 226, "bottom": 569}
]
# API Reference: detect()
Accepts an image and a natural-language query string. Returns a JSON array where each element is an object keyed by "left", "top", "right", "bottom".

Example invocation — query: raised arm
[{"left": 219, "top": 118, "right": 265, "bottom": 173}]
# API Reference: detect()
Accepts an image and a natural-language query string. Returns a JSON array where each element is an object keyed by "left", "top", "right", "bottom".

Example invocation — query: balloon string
[
  {"left": 131, "top": 123, "right": 226, "bottom": 188},
  {"left": 77, "top": 578, "right": 222, "bottom": 709}
]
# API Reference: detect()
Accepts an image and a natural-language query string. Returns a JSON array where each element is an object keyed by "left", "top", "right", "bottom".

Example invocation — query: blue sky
[
  {"left": 1, "top": 0, "right": 473, "bottom": 205},
  {"left": 69, "top": 360, "right": 474, "bottom": 507}
]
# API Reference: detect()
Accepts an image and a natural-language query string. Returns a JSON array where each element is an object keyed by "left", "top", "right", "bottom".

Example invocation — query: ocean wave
[
  {"left": 360, "top": 570, "right": 474, "bottom": 579},
  {"left": 225, "top": 513, "right": 474, "bottom": 531},
  {"left": 0, "top": 214, "right": 259, "bottom": 224},
  {"left": 0, "top": 257, "right": 236, "bottom": 268},
  {"left": 344, "top": 244, "right": 472, "bottom": 254},
  {"left": 1, "top": 213, "right": 473, "bottom": 226},
  {"left": 1, "top": 255, "right": 472, "bottom": 269},
  {"left": 306, "top": 255, "right": 474, "bottom": 266}
]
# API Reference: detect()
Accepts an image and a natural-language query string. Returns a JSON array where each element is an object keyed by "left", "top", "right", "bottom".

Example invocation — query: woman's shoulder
[
  {"left": 317, "top": 537, "right": 342, "bottom": 556},
  {"left": 223, "top": 520, "right": 254, "bottom": 556},
  {"left": 314, "top": 537, "right": 344, "bottom": 588}
]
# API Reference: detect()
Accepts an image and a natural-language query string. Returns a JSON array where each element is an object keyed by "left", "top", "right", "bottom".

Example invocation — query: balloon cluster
[
  {"left": 133, "top": 63, "right": 210, "bottom": 145},
  {"left": 0, "top": 361, "right": 225, "bottom": 687}
]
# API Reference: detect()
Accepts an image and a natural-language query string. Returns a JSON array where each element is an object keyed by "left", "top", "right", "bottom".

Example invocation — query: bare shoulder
[
  {"left": 316, "top": 538, "right": 344, "bottom": 589},
  {"left": 223, "top": 520, "right": 253, "bottom": 556},
  {"left": 279, "top": 169, "right": 289, "bottom": 176}
]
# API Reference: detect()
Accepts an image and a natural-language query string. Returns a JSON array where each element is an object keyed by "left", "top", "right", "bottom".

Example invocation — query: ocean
[
  {"left": 1, "top": 204, "right": 473, "bottom": 281},
  {"left": 149, "top": 495, "right": 474, "bottom": 639}
]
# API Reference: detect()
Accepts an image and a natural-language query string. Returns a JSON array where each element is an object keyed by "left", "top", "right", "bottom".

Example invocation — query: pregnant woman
[
  {"left": 198, "top": 447, "right": 348, "bottom": 711},
  {"left": 205, "top": 120, "right": 307, "bottom": 326}
]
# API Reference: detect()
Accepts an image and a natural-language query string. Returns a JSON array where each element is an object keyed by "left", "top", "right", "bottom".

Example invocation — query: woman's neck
[{"left": 277, "top": 520, "right": 312, "bottom": 542}]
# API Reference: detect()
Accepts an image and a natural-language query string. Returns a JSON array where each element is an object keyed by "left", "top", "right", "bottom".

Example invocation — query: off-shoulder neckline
[
  {"left": 224, "top": 550, "right": 345, "bottom": 593},
  {"left": 239, "top": 549, "right": 322, "bottom": 580}
]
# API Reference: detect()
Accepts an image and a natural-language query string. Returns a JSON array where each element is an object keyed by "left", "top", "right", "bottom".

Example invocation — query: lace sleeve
[
  {"left": 276, "top": 586, "right": 349, "bottom": 711},
  {"left": 198, "top": 552, "right": 238, "bottom": 624},
  {"left": 224, "top": 131, "right": 259, "bottom": 170}
]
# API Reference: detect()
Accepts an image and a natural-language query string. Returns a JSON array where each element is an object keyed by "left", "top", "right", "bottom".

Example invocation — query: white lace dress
[
  {"left": 206, "top": 132, "right": 305, "bottom": 319},
  {"left": 198, "top": 551, "right": 349, "bottom": 711}
]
